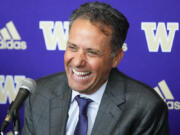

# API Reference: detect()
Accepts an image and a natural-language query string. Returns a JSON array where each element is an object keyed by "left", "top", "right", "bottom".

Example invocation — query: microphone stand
[
  {"left": 0, "top": 101, "right": 21, "bottom": 135},
  {"left": 12, "top": 110, "right": 21, "bottom": 135}
]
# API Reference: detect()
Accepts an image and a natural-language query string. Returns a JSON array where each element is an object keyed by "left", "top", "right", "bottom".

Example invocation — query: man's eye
[
  {"left": 89, "top": 51, "right": 97, "bottom": 55},
  {"left": 68, "top": 45, "right": 77, "bottom": 51},
  {"left": 87, "top": 50, "right": 100, "bottom": 56},
  {"left": 69, "top": 46, "right": 75, "bottom": 49}
]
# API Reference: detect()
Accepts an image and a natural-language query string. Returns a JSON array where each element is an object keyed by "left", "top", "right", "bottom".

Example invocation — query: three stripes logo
[
  {"left": 0, "top": 21, "right": 27, "bottom": 50},
  {"left": 154, "top": 80, "right": 180, "bottom": 110}
]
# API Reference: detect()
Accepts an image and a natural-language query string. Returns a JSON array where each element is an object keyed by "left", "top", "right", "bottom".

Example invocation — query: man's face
[{"left": 64, "top": 18, "right": 122, "bottom": 94}]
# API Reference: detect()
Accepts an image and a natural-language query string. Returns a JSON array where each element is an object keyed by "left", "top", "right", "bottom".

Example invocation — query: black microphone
[{"left": 0, "top": 78, "right": 36, "bottom": 132}]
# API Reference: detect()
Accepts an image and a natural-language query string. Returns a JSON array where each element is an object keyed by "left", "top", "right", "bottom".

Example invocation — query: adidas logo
[
  {"left": 0, "top": 21, "right": 27, "bottom": 50},
  {"left": 154, "top": 80, "right": 180, "bottom": 110}
]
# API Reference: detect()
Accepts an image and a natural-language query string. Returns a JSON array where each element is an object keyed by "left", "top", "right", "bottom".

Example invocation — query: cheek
[
  {"left": 89, "top": 57, "right": 112, "bottom": 74},
  {"left": 64, "top": 51, "right": 72, "bottom": 64},
  {"left": 87, "top": 58, "right": 104, "bottom": 72}
]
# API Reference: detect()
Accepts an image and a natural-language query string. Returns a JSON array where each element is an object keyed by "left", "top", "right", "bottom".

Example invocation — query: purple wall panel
[{"left": 0, "top": 0, "right": 179, "bottom": 134}]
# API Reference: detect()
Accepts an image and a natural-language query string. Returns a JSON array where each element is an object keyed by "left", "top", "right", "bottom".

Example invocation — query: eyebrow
[{"left": 67, "top": 41, "right": 77, "bottom": 46}]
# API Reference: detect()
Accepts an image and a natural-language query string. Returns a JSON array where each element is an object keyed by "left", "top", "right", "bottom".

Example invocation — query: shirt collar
[{"left": 71, "top": 81, "right": 108, "bottom": 105}]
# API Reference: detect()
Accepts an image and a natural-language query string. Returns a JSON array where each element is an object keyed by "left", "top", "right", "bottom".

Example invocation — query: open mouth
[{"left": 72, "top": 69, "right": 91, "bottom": 80}]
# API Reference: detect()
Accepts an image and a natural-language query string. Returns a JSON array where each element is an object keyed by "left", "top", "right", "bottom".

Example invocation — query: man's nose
[{"left": 73, "top": 51, "right": 86, "bottom": 67}]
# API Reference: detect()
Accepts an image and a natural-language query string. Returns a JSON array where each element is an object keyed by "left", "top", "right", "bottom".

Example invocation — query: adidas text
[{"left": 0, "top": 21, "right": 27, "bottom": 50}]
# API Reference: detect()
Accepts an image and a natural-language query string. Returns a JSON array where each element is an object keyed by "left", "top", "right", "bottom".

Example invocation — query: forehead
[
  {"left": 68, "top": 19, "right": 112, "bottom": 50},
  {"left": 70, "top": 18, "right": 112, "bottom": 37}
]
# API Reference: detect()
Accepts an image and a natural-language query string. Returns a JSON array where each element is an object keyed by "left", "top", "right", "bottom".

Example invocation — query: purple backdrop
[{"left": 0, "top": 0, "right": 179, "bottom": 134}]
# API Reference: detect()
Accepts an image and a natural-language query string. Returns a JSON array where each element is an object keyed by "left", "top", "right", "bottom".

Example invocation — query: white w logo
[
  {"left": 39, "top": 21, "right": 69, "bottom": 51},
  {"left": 141, "top": 22, "right": 179, "bottom": 52},
  {"left": 0, "top": 75, "right": 26, "bottom": 104}
]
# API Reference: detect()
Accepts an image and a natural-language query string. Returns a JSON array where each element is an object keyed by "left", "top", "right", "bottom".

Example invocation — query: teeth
[
  {"left": 72, "top": 69, "right": 90, "bottom": 76},
  {"left": 76, "top": 76, "right": 90, "bottom": 80}
]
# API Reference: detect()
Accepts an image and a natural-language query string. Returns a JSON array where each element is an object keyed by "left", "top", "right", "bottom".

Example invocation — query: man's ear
[{"left": 112, "top": 48, "right": 124, "bottom": 68}]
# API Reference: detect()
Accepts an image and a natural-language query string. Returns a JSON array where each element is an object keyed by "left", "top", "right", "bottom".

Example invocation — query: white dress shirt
[{"left": 66, "top": 81, "right": 108, "bottom": 135}]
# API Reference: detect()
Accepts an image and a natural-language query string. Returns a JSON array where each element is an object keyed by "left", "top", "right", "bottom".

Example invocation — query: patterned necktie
[{"left": 74, "top": 95, "right": 92, "bottom": 135}]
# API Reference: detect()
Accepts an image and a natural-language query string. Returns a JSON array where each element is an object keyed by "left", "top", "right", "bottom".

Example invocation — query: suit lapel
[
  {"left": 49, "top": 79, "right": 72, "bottom": 135},
  {"left": 91, "top": 69, "right": 126, "bottom": 135}
]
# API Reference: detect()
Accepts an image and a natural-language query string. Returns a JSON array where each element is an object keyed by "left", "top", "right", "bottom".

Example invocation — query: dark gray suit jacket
[{"left": 22, "top": 68, "right": 169, "bottom": 135}]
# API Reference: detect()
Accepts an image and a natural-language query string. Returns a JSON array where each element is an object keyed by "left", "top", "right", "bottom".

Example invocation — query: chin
[
  {"left": 69, "top": 84, "right": 91, "bottom": 94},
  {"left": 71, "top": 85, "right": 87, "bottom": 92},
  {"left": 74, "top": 89, "right": 87, "bottom": 93}
]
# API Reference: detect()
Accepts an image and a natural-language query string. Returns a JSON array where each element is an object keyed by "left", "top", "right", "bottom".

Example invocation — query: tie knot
[{"left": 75, "top": 95, "right": 92, "bottom": 115}]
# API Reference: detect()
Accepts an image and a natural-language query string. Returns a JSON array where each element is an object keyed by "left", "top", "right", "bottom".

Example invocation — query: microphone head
[{"left": 20, "top": 78, "right": 36, "bottom": 93}]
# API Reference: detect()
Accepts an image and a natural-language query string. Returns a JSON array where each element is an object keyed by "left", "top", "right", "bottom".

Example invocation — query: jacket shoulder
[
  {"left": 33, "top": 72, "right": 68, "bottom": 99},
  {"left": 110, "top": 68, "right": 166, "bottom": 109}
]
